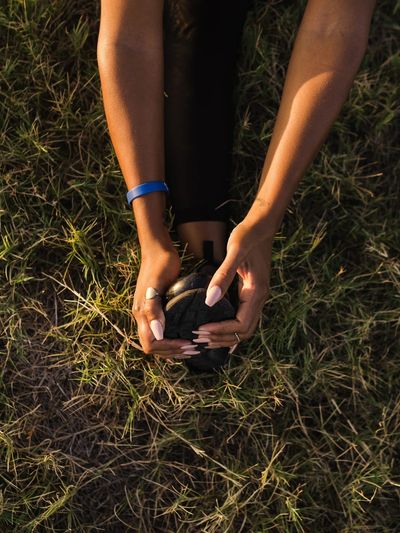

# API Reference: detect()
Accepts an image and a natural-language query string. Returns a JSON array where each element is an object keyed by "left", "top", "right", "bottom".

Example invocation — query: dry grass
[{"left": 1, "top": 0, "right": 399, "bottom": 531}]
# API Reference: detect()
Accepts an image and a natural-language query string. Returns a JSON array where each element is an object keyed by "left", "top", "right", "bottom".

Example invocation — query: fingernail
[
  {"left": 193, "top": 337, "right": 210, "bottom": 344},
  {"left": 180, "top": 344, "right": 198, "bottom": 350},
  {"left": 229, "top": 343, "right": 238, "bottom": 354},
  {"left": 150, "top": 319, "right": 164, "bottom": 340},
  {"left": 192, "top": 330, "right": 211, "bottom": 335},
  {"left": 205, "top": 285, "right": 222, "bottom": 307},
  {"left": 182, "top": 350, "right": 201, "bottom": 355}
]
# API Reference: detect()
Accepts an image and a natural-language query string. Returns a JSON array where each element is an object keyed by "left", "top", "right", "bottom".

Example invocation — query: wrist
[
  {"left": 137, "top": 223, "right": 176, "bottom": 258},
  {"left": 227, "top": 219, "right": 274, "bottom": 264},
  {"left": 131, "top": 192, "right": 173, "bottom": 250},
  {"left": 240, "top": 206, "right": 281, "bottom": 245}
]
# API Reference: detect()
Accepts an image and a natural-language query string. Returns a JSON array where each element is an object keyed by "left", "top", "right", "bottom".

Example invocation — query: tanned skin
[{"left": 97, "top": 0, "right": 376, "bottom": 358}]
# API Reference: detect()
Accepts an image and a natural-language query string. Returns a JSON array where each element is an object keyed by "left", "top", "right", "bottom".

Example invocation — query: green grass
[{"left": 1, "top": 0, "right": 399, "bottom": 531}]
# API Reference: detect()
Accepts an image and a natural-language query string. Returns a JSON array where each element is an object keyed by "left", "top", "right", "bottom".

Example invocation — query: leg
[
  {"left": 163, "top": 0, "right": 253, "bottom": 262},
  {"left": 176, "top": 221, "right": 227, "bottom": 263}
]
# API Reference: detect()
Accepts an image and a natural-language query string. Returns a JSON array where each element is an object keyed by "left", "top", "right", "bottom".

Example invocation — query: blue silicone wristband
[{"left": 126, "top": 181, "right": 169, "bottom": 206}]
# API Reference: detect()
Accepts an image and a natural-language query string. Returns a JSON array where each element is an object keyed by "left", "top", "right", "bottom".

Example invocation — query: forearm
[
  {"left": 245, "top": 0, "right": 376, "bottom": 239},
  {"left": 97, "top": 42, "right": 164, "bottom": 188},
  {"left": 97, "top": 1, "right": 170, "bottom": 249}
]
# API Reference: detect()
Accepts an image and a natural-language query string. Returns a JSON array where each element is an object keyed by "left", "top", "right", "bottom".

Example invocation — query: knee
[{"left": 165, "top": 0, "right": 206, "bottom": 40}]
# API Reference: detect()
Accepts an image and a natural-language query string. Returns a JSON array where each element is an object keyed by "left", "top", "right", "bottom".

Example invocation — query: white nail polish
[
  {"left": 194, "top": 337, "right": 210, "bottom": 343},
  {"left": 180, "top": 344, "right": 197, "bottom": 350},
  {"left": 192, "top": 330, "right": 211, "bottom": 335},
  {"left": 229, "top": 343, "right": 238, "bottom": 354},
  {"left": 182, "top": 350, "right": 200, "bottom": 355},
  {"left": 205, "top": 285, "right": 222, "bottom": 307},
  {"left": 150, "top": 319, "right": 164, "bottom": 340}
]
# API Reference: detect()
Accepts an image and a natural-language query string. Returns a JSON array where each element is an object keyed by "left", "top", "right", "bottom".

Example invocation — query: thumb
[{"left": 205, "top": 247, "right": 242, "bottom": 307}]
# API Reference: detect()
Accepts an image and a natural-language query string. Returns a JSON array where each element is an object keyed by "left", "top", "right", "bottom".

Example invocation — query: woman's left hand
[{"left": 194, "top": 222, "right": 273, "bottom": 350}]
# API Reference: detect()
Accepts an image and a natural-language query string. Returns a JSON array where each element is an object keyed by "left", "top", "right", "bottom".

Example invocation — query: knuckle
[
  {"left": 143, "top": 300, "right": 160, "bottom": 320},
  {"left": 244, "top": 322, "right": 258, "bottom": 339},
  {"left": 241, "top": 320, "right": 253, "bottom": 335},
  {"left": 141, "top": 343, "right": 153, "bottom": 355},
  {"left": 250, "top": 297, "right": 263, "bottom": 313},
  {"left": 257, "top": 281, "right": 269, "bottom": 296},
  {"left": 236, "top": 331, "right": 249, "bottom": 342},
  {"left": 218, "top": 268, "right": 234, "bottom": 281},
  {"left": 250, "top": 284, "right": 267, "bottom": 301},
  {"left": 258, "top": 285, "right": 269, "bottom": 301},
  {"left": 229, "top": 242, "right": 245, "bottom": 261},
  {"left": 132, "top": 300, "right": 141, "bottom": 316},
  {"left": 241, "top": 331, "right": 251, "bottom": 341}
]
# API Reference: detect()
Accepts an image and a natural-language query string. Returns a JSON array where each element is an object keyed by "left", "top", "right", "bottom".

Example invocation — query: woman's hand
[
  {"left": 132, "top": 241, "right": 195, "bottom": 361},
  {"left": 195, "top": 222, "right": 273, "bottom": 349}
]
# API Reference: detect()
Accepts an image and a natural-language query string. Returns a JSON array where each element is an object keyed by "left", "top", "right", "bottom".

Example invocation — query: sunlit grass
[{"left": 1, "top": 0, "right": 399, "bottom": 530}]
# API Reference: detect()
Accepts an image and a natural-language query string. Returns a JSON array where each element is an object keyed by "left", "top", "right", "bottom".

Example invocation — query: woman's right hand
[{"left": 132, "top": 242, "right": 197, "bottom": 361}]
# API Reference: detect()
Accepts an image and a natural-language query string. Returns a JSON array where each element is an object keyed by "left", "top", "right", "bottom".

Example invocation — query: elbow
[
  {"left": 96, "top": 39, "right": 116, "bottom": 70},
  {"left": 96, "top": 38, "right": 108, "bottom": 70},
  {"left": 96, "top": 40, "right": 126, "bottom": 74},
  {"left": 96, "top": 38, "right": 162, "bottom": 71}
]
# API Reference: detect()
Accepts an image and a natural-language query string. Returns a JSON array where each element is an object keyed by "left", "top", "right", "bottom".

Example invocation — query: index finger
[
  {"left": 137, "top": 319, "right": 191, "bottom": 354},
  {"left": 197, "top": 286, "right": 262, "bottom": 336}
]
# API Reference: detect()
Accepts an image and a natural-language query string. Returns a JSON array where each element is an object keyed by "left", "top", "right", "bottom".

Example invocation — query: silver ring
[
  {"left": 234, "top": 332, "right": 241, "bottom": 343},
  {"left": 145, "top": 287, "right": 161, "bottom": 300}
]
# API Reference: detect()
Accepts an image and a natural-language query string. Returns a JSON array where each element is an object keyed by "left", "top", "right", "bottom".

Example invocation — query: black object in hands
[{"left": 163, "top": 242, "right": 238, "bottom": 372}]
